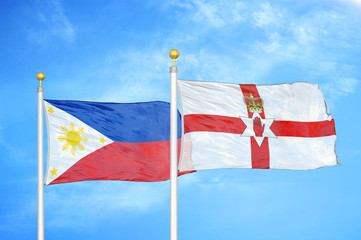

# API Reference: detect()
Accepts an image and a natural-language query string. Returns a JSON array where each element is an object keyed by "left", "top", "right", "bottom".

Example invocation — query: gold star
[
  {"left": 99, "top": 137, "right": 106, "bottom": 144},
  {"left": 50, "top": 167, "right": 58, "bottom": 176},
  {"left": 48, "top": 107, "right": 54, "bottom": 114}
]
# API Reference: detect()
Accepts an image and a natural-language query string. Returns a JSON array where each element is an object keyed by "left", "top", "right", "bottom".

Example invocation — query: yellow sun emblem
[{"left": 57, "top": 123, "right": 88, "bottom": 155}]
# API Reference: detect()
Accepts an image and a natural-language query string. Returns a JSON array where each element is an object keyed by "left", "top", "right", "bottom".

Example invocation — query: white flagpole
[
  {"left": 169, "top": 49, "right": 179, "bottom": 240},
  {"left": 37, "top": 72, "right": 45, "bottom": 240}
]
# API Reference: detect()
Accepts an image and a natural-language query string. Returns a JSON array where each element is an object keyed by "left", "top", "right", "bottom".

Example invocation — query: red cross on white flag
[{"left": 177, "top": 80, "right": 338, "bottom": 171}]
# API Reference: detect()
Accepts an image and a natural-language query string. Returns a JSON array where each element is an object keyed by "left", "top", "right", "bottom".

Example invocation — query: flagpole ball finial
[
  {"left": 169, "top": 49, "right": 179, "bottom": 66},
  {"left": 36, "top": 72, "right": 45, "bottom": 86}
]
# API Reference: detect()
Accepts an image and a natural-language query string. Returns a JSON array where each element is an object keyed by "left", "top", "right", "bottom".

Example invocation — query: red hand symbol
[{"left": 253, "top": 117, "right": 265, "bottom": 137}]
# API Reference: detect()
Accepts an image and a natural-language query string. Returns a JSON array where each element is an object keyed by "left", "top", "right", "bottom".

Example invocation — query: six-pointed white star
[{"left": 240, "top": 112, "right": 277, "bottom": 146}]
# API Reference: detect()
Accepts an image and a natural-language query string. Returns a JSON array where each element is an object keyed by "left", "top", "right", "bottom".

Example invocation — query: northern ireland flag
[
  {"left": 177, "top": 80, "right": 339, "bottom": 171},
  {"left": 44, "top": 100, "right": 189, "bottom": 185}
]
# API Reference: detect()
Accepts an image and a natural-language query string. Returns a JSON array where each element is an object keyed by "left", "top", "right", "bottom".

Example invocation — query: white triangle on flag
[{"left": 44, "top": 101, "right": 114, "bottom": 185}]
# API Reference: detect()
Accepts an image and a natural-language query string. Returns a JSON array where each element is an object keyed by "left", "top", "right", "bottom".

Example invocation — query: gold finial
[
  {"left": 169, "top": 49, "right": 179, "bottom": 66},
  {"left": 36, "top": 72, "right": 45, "bottom": 87}
]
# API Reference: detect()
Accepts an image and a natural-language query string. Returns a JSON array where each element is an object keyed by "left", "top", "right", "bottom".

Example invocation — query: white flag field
[{"left": 177, "top": 80, "right": 339, "bottom": 171}]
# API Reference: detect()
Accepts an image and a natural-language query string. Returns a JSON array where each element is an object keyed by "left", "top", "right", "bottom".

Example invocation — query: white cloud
[
  {"left": 253, "top": 2, "right": 283, "bottom": 27},
  {"left": 192, "top": 0, "right": 245, "bottom": 27},
  {"left": 337, "top": 78, "right": 358, "bottom": 93},
  {"left": 179, "top": 172, "right": 299, "bottom": 226},
  {"left": 242, "top": 2, "right": 361, "bottom": 87},
  {"left": 45, "top": 1, "right": 360, "bottom": 111},
  {"left": 95, "top": 47, "right": 171, "bottom": 103},
  {"left": 45, "top": 181, "right": 169, "bottom": 228},
  {"left": 331, "top": 77, "right": 358, "bottom": 95},
  {"left": 164, "top": 0, "right": 246, "bottom": 28},
  {"left": 27, "top": 0, "right": 75, "bottom": 45},
  {"left": 319, "top": 77, "right": 359, "bottom": 109},
  {"left": 0, "top": 175, "right": 199, "bottom": 232},
  {"left": 333, "top": 0, "right": 361, "bottom": 7},
  {"left": 0, "top": 179, "right": 170, "bottom": 232},
  {"left": 90, "top": 1, "right": 359, "bottom": 98},
  {"left": 0, "top": 126, "right": 26, "bottom": 158}
]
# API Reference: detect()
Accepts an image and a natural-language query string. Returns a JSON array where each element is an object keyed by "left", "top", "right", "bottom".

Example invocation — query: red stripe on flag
[
  {"left": 239, "top": 85, "right": 266, "bottom": 119},
  {"left": 239, "top": 84, "right": 270, "bottom": 169},
  {"left": 184, "top": 114, "right": 335, "bottom": 138},
  {"left": 49, "top": 140, "right": 193, "bottom": 185},
  {"left": 270, "top": 119, "right": 336, "bottom": 137},
  {"left": 184, "top": 114, "right": 246, "bottom": 134},
  {"left": 250, "top": 137, "right": 270, "bottom": 169}
]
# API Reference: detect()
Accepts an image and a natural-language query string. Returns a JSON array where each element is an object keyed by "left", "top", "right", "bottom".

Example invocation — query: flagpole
[
  {"left": 37, "top": 72, "right": 45, "bottom": 240},
  {"left": 169, "top": 49, "right": 179, "bottom": 240}
]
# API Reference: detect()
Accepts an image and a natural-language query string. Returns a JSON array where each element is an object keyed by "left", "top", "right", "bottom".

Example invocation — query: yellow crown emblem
[{"left": 244, "top": 93, "right": 263, "bottom": 112}]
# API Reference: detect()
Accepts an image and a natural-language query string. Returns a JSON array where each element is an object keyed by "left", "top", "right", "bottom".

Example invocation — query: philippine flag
[{"left": 44, "top": 100, "right": 188, "bottom": 185}]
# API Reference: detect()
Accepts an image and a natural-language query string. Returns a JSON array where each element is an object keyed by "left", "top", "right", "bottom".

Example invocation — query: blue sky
[{"left": 1, "top": 0, "right": 361, "bottom": 239}]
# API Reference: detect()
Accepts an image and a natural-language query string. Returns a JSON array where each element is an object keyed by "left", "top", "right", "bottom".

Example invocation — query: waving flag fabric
[
  {"left": 177, "top": 80, "right": 338, "bottom": 171},
  {"left": 44, "top": 100, "right": 186, "bottom": 185}
]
